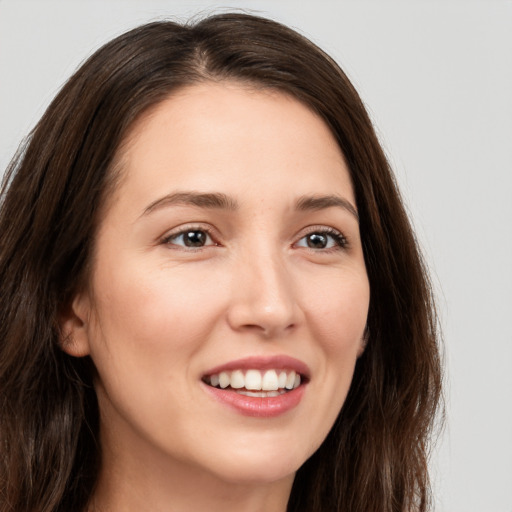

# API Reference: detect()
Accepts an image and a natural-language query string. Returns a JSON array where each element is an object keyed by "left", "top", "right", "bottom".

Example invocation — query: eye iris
[
  {"left": 184, "top": 230, "right": 207, "bottom": 247},
  {"left": 307, "top": 233, "right": 328, "bottom": 249}
]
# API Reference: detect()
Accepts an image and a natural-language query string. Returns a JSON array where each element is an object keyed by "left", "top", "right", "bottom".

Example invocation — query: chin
[{"left": 201, "top": 445, "right": 308, "bottom": 485}]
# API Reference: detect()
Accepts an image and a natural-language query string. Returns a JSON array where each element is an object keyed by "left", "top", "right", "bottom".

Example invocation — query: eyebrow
[
  {"left": 142, "top": 191, "right": 358, "bottom": 221},
  {"left": 143, "top": 191, "right": 239, "bottom": 216},
  {"left": 296, "top": 195, "right": 359, "bottom": 221}
]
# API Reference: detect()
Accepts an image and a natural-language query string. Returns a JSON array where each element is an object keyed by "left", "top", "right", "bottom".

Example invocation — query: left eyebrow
[{"left": 295, "top": 195, "right": 359, "bottom": 222}]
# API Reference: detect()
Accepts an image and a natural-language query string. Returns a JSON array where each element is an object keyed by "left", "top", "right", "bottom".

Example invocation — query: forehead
[{"left": 110, "top": 81, "right": 354, "bottom": 213}]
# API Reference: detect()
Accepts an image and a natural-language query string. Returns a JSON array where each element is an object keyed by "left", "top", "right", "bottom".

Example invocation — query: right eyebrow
[{"left": 141, "top": 191, "right": 239, "bottom": 217}]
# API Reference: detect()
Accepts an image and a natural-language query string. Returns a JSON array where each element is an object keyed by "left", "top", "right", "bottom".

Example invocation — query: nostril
[
  {"left": 237, "top": 321, "right": 296, "bottom": 338},
  {"left": 226, "top": 260, "right": 301, "bottom": 335}
]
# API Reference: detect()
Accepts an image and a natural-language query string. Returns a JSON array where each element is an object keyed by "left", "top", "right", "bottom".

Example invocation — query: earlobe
[{"left": 58, "top": 293, "right": 92, "bottom": 358}]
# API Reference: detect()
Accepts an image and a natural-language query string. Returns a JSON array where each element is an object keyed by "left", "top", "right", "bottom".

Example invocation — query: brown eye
[
  {"left": 296, "top": 229, "right": 347, "bottom": 250},
  {"left": 183, "top": 230, "right": 208, "bottom": 247},
  {"left": 305, "top": 233, "right": 328, "bottom": 249},
  {"left": 164, "top": 229, "right": 214, "bottom": 248}
]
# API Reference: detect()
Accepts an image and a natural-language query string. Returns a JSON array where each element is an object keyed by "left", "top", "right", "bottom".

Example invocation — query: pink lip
[
  {"left": 203, "top": 355, "right": 310, "bottom": 378},
  {"left": 202, "top": 384, "right": 306, "bottom": 418},
  {"left": 201, "top": 355, "right": 310, "bottom": 418}
]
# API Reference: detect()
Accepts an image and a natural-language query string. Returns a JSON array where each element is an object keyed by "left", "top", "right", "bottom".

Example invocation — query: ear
[
  {"left": 357, "top": 327, "right": 369, "bottom": 358},
  {"left": 58, "top": 292, "right": 92, "bottom": 358}
]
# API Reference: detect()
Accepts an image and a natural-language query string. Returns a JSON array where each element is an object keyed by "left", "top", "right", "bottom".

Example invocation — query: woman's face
[{"left": 63, "top": 82, "right": 370, "bottom": 486}]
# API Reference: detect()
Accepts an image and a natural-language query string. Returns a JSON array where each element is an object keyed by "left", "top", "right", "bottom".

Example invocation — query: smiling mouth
[{"left": 202, "top": 369, "right": 303, "bottom": 397}]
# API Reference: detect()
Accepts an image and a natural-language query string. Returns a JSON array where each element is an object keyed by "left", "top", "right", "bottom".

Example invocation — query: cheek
[
  {"left": 305, "top": 270, "right": 370, "bottom": 352},
  {"left": 84, "top": 260, "right": 223, "bottom": 441},
  {"left": 306, "top": 269, "right": 369, "bottom": 401},
  {"left": 289, "top": 270, "right": 369, "bottom": 457},
  {"left": 89, "top": 260, "right": 221, "bottom": 355}
]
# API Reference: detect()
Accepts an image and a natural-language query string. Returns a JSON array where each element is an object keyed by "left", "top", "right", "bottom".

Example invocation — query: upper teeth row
[{"left": 207, "top": 369, "right": 301, "bottom": 391}]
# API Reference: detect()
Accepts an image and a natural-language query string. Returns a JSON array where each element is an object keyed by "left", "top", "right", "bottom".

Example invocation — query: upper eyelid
[
  {"left": 160, "top": 224, "right": 218, "bottom": 244},
  {"left": 162, "top": 222, "right": 216, "bottom": 235},
  {"left": 296, "top": 225, "right": 347, "bottom": 240},
  {"left": 298, "top": 225, "right": 343, "bottom": 234}
]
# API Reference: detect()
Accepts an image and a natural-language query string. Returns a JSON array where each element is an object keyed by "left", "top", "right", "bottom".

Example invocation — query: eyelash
[
  {"left": 160, "top": 225, "right": 218, "bottom": 250},
  {"left": 296, "top": 226, "right": 348, "bottom": 252},
  {"left": 160, "top": 225, "right": 348, "bottom": 252}
]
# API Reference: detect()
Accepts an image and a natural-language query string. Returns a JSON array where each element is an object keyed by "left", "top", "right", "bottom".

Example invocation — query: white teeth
[
  {"left": 206, "top": 369, "right": 303, "bottom": 392},
  {"left": 219, "top": 371, "right": 230, "bottom": 389},
  {"left": 231, "top": 370, "right": 245, "bottom": 389},
  {"left": 261, "top": 369, "right": 279, "bottom": 391},
  {"left": 245, "top": 370, "right": 262, "bottom": 390},
  {"left": 238, "top": 390, "right": 285, "bottom": 397},
  {"left": 285, "top": 371, "right": 296, "bottom": 390}
]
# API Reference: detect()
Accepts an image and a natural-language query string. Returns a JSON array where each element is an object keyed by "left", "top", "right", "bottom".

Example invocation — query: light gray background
[{"left": 1, "top": 1, "right": 511, "bottom": 511}]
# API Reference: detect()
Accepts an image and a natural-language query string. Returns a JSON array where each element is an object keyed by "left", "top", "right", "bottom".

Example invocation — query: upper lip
[{"left": 203, "top": 355, "right": 311, "bottom": 379}]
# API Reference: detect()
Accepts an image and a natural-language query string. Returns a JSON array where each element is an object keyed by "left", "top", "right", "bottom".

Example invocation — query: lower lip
[{"left": 202, "top": 383, "right": 306, "bottom": 418}]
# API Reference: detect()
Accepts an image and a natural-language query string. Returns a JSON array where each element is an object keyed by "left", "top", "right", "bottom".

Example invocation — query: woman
[{"left": 0, "top": 13, "right": 442, "bottom": 512}]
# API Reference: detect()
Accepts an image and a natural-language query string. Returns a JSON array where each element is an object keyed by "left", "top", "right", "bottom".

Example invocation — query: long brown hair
[{"left": 0, "top": 13, "right": 442, "bottom": 512}]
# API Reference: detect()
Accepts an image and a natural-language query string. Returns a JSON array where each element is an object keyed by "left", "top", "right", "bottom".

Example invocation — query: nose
[{"left": 226, "top": 247, "right": 302, "bottom": 338}]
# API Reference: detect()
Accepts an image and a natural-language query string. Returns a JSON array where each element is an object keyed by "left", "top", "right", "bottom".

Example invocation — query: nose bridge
[{"left": 227, "top": 238, "right": 299, "bottom": 336}]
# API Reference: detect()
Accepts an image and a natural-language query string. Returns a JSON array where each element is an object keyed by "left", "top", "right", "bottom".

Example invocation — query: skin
[{"left": 61, "top": 82, "right": 370, "bottom": 512}]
